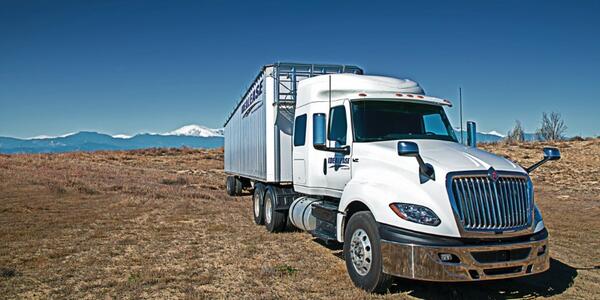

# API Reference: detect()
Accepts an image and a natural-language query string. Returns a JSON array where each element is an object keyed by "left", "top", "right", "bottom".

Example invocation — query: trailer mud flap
[{"left": 270, "top": 185, "right": 299, "bottom": 211}]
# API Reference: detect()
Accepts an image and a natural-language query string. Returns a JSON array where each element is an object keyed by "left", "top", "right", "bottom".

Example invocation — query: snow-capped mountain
[
  {"left": 30, "top": 132, "right": 78, "bottom": 140},
  {"left": 24, "top": 125, "right": 223, "bottom": 141},
  {"left": 165, "top": 125, "right": 223, "bottom": 137},
  {"left": 482, "top": 130, "right": 506, "bottom": 138},
  {"left": 453, "top": 129, "right": 504, "bottom": 143},
  {"left": 112, "top": 134, "right": 132, "bottom": 139}
]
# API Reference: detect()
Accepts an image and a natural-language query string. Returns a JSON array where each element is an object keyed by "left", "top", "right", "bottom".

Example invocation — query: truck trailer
[{"left": 223, "top": 62, "right": 560, "bottom": 293}]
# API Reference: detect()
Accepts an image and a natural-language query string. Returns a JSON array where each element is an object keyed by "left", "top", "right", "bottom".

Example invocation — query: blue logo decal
[
  {"left": 328, "top": 157, "right": 350, "bottom": 165},
  {"left": 241, "top": 79, "right": 263, "bottom": 118},
  {"left": 328, "top": 156, "right": 350, "bottom": 170}
]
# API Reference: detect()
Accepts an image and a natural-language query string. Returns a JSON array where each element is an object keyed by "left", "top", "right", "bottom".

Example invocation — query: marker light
[
  {"left": 358, "top": 93, "right": 367, "bottom": 97},
  {"left": 395, "top": 93, "right": 404, "bottom": 97}
]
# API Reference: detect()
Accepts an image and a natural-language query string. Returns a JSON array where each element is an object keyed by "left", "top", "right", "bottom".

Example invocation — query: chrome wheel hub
[
  {"left": 253, "top": 193, "right": 261, "bottom": 218},
  {"left": 350, "top": 228, "right": 372, "bottom": 276},
  {"left": 264, "top": 196, "right": 272, "bottom": 224}
]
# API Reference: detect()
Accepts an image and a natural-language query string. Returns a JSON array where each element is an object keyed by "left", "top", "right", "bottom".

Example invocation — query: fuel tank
[{"left": 288, "top": 196, "right": 321, "bottom": 231}]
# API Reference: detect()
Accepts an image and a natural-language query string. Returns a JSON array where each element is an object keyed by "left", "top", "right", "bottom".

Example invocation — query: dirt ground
[{"left": 1, "top": 141, "right": 599, "bottom": 299}]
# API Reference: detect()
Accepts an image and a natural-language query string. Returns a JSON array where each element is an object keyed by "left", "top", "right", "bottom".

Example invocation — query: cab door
[
  {"left": 292, "top": 113, "right": 308, "bottom": 185},
  {"left": 325, "top": 100, "right": 352, "bottom": 194}
]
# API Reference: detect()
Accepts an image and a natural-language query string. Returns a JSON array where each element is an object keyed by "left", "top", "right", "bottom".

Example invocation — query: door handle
[{"left": 323, "top": 158, "right": 327, "bottom": 175}]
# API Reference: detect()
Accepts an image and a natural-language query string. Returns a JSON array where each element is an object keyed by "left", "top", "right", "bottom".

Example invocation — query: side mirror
[
  {"left": 397, "top": 141, "right": 435, "bottom": 183},
  {"left": 313, "top": 113, "right": 350, "bottom": 155},
  {"left": 526, "top": 147, "right": 561, "bottom": 173},
  {"left": 397, "top": 141, "right": 419, "bottom": 156},
  {"left": 544, "top": 147, "right": 561, "bottom": 161},
  {"left": 313, "top": 113, "right": 327, "bottom": 148}
]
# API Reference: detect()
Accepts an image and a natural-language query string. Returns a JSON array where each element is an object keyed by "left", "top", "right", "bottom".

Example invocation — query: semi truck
[{"left": 223, "top": 62, "right": 560, "bottom": 293}]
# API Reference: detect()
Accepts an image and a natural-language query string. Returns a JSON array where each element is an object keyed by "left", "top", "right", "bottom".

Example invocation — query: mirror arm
[
  {"left": 314, "top": 144, "right": 350, "bottom": 155},
  {"left": 526, "top": 147, "right": 561, "bottom": 173},
  {"left": 415, "top": 155, "right": 435, "bottom": 181},
  {"left": 415, "top": 155, "right": 428, "bottom": 176},
  {"left": 526, "top": 158, "right": 549, "bottom": 174}
]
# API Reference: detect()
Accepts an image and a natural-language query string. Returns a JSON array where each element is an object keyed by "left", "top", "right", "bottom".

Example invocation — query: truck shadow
[
  {"left": 317, "top": 239, "right": 577, "bottom": 299},
  {"left": 388, "top": 258, "right": 577, "bottom": 299}
]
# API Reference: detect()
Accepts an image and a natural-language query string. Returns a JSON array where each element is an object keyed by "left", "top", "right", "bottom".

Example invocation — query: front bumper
[{"left": 379, "top": 224, "right": 549, "bottom": 281}]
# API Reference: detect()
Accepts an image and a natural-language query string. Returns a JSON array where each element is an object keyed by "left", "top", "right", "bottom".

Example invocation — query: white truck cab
[{"left": 224, "top": 63, "right": 560, "bottom": 293}]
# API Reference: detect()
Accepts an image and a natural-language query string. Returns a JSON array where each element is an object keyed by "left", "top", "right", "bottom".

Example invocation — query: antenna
[
  {"left": 459, "top": 87, "right": 463, "bottom": 144},
  {"left": 329, "top": 75, "right": 332, "bottom": 108},
  {"left": 328, "top": 75, "right": 332, "bottom": 144}
]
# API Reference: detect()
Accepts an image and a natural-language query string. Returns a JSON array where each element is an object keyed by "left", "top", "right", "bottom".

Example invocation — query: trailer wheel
[
  {"left": 234, "top": 177, "right": 243, "bottom": 196},
  {"left": 264, "top": 186, "right": 286, "bottom": 232},
  {"left": 252, "top": 183, "right": 265, "bottom": 225},
  {"left": 344, "top": 211, "right": 392, "bottom": 294},
  {"left": 225, "top": 176, "right": 235, "bottom": 196}
]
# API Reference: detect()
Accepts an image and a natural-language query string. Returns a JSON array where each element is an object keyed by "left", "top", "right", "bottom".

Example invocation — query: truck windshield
[{"left": 351, "top": 100, "right": 458, "bottom": 142}]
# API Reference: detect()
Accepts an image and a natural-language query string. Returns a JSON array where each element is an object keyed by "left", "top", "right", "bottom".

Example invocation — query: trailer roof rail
[{"left": 224, "top": 62, "right": 363, "bottom": 126}]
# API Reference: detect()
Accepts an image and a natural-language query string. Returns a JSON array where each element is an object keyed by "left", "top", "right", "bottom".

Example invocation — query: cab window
[
  {"left": 329, "top": 106, "right": 347, "bottom": 145},
  {"left": 293, "top": 114, "right": 307, "bottom": 146}
]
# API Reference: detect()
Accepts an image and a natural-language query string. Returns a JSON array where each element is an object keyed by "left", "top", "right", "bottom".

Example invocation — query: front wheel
[{"left": 343, "top": 211, "right": 392, "bottom": 294}]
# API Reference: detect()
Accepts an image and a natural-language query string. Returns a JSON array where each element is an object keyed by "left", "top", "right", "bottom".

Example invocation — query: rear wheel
[
  {"left": 234, "top": 177, "right": 243, "bottom": 195},
  {"left": 225, "top": 176, "right": 235, "bottom": 196},
  {"left": 253, "top": 183, "right": 265, "bottom": 225},
  {"left": 344, "top": 211, "right": 392, "bottom": 294},
  {"left": 264, "top": 186, "right": 287, "bottom": 232}
]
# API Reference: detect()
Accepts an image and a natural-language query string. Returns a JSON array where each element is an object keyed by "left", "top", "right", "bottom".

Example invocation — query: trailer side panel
[{"left": 224, "top": 71, "right": 268, "bottom": 181}]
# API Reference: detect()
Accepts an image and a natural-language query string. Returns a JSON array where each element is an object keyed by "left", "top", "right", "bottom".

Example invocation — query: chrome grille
[{"left": 450, "top": 174, "right": 532, "bottom": 231}]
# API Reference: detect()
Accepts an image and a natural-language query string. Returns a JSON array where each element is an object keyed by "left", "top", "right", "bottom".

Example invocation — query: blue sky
[{"left": 1, "top": 0, "right": 599, "bottom": 138}]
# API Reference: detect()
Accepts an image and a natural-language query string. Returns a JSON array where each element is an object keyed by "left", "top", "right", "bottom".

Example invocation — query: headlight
[
  {"left": 533, "top": 205, "right": 544, "bottom": 233},
  {"left": 389, "top": 203, "right": 441, "bottom": 226}
]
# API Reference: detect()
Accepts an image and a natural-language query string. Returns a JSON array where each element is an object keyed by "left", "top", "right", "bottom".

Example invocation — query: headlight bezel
[
  {"left": 533, "top": 205, "right": 545, "bottom": 233},
  {"left": 389, "top": 203, "right": 441, "bottom": 226}
]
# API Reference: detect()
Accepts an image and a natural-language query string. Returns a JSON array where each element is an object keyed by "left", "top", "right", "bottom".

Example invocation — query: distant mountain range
[
  {"left": 453, "top": 130, "right": 537, "bottom": 143},
  {"left": 0, "top": 125, "right": 224, "bottom": 154},
  {"left": 0, "top": 125, "right": 540, "bottom": 154}
]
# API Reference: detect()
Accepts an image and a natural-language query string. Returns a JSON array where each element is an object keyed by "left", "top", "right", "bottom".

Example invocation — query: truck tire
[
  {"left": 344, "top": 211, "right": 393, "bottom": 294},
  {"left": 264, "top": 186, "right": 287, "bottom": 232},
  {"left": 226, "top": 176, "right": 235, "bottom": 196},
  {"left": 234, "top": 177, "right": 243, "bottom": 196},
  {"left": 252, "top": 183, "right": 265, "bottom": 225}
]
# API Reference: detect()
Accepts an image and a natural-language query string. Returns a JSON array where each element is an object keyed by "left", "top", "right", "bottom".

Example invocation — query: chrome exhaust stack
[{"left": 467, "top": 121, "right": 477, "bottom": 148}]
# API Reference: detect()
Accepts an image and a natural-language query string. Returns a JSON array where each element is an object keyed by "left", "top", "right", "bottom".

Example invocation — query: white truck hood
[{"left": 354, "top": 139, "right": 524, "bottom": 174}]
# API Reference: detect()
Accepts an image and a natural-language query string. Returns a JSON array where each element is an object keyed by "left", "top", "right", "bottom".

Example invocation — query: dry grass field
[{"left": 1, "top": 140, "right": 599, "bottom": 299}]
